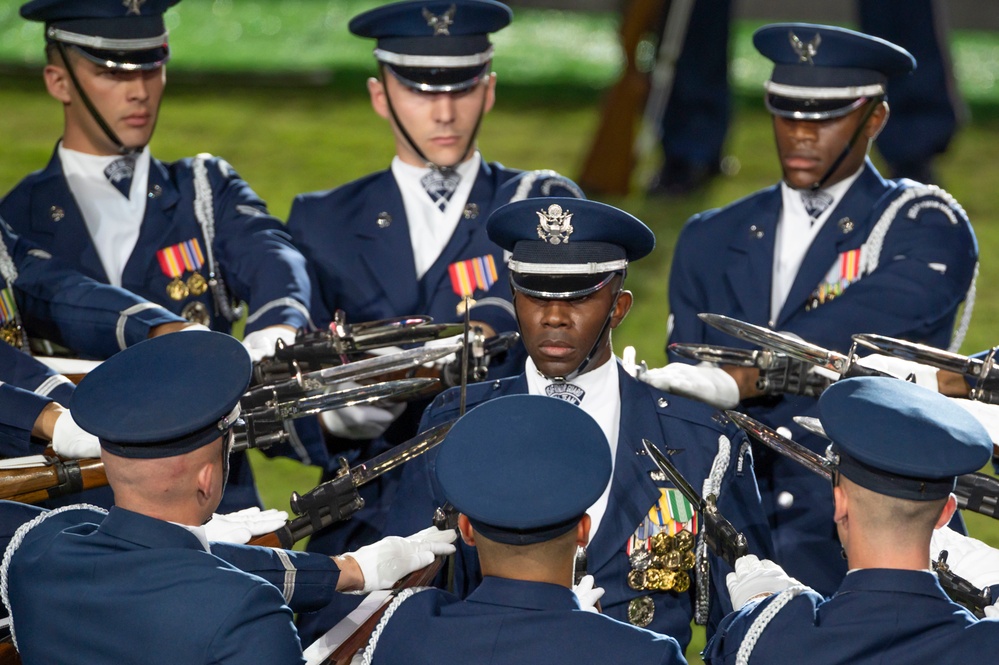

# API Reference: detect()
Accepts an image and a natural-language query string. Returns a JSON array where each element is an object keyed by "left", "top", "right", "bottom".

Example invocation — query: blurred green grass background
[{"left": 3, "top": 3, "right": 999, "bottom": 660}]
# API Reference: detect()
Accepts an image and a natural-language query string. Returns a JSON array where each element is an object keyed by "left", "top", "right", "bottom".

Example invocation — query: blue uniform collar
[
  {"left": 99, "top": 506, "right": 208, "bottom": 553},
  {"left": 466, "top": 576, "right": 580, "bottom": 611},
  {"left": 834, "top": 568, "right": 951, "bottom": 603}
]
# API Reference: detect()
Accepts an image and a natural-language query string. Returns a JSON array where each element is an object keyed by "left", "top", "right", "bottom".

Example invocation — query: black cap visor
[{"left": 386, "top": 62, "right": 489, "bottom": 92}]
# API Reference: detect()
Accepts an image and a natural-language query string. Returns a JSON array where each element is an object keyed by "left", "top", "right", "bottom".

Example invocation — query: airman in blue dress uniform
[
  {"left": 3, "top": 0, "right": 318, "bottom": 511},
  {"left": 287, "top": 0, "right": 584, "bottom": 598},
  {"left": 655, "top": 23, "right": 977, "bottom": 596},
  {"left": 1, "top": 331, "right": 455, "bottom": 665},
  {"left": 361, "top": 395, "right": 688, "bottom": 665},
  {"left": 0, "top": 217, "right": 185, "bottom": 463},
  {"left": 337, "top": 198, "right": 775, "bottom": 653},
  {"left": 704, "top": 377, "right": 999, "bottom": 663}
]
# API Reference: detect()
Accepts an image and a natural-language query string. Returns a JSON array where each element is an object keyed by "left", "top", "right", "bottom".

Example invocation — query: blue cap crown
[
  {"left": 819, "top": 377, "right": 992, "bottom": 500},
  {"left": 21, "top": 0, "right": 180, "bottom": 70},
  {"left": 487, "top": 197, "right": 655, "bottom": 299},
  {"left": 435, "top": 395, "right": 612, "bottom": 544},
  {"left": 753, "top": 23, "right": 915, "bottom": 120},
  {"left": 72, "top": 331, "right": 251, "bottom": 459},
  {"left": 349, "top": 0, "right": 512, "bottom": 92}
]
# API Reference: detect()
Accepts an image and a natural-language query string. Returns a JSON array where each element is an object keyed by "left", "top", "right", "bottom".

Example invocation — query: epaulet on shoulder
[
  {"left": 427, "top": 380, "right": 505, "bottom": 418},
  {"left": 890, "top": 182, "right": 968, "bottom": 225},
  {"left": 293, "top": 170, "right": 388, "bottom": 205},
  {"left": 648, "top": 384, "right": 735, "bottom": 433}
]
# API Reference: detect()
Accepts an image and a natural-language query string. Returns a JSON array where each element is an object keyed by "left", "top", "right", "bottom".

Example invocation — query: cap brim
[
  {"left": 512, "top": 272, "right": 617, "bottom": 300},
  {"left": 766, "top": 93, "right": 871, "bottom": 120},
  {"left": 386, "top": 63, "right": 489, "bottom": 92},
  {"left": 72, "top": 44, "right": 170, "bottom": 70}
]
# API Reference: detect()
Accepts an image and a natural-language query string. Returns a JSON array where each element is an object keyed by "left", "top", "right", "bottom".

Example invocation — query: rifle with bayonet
[
  {"left": 249, "top": 421, "right": 454, "bottom": 548},
  {"left": 253, "top": 311, "right": 463, "bottom": 383},
  {"left": 852, "top": 334, "right": 999, "bottom": 404},
  {"left": 726, "top": 410, "right": 995, "bottom": 616},
  {"left": 792, "top": 415, "right": 999, "bottom": 521},
  {"left": 693, "top": 313, "right": 895, "bottom": 397},
  {"left": 642, "top": 438, "right": 748, "bottom": 566}
]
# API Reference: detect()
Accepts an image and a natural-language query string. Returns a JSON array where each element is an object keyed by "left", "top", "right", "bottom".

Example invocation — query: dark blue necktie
[
  {"left": 420, "top": 167, "right": 460, "bottom": 212},
  {"left": 104, "top": 155, "right": 136, "bottom": 199}
]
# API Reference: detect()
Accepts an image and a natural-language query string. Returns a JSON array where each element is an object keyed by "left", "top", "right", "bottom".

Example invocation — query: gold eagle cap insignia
[
  {"left": 789, "top": 31, "right": 821, "bottom": 65},
  {"left": 536, "top": 204, "right": 574, "bottom": 245},
  {"left": 123, "top": 0, "right": 146, "bottom": 16},
  {"left": 422, "top": 5, "right": 457, "bottom": 36}
]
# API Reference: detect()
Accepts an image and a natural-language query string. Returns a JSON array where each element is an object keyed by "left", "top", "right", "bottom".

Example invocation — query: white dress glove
[
  {"left": 855, "top": 354, "right": 939, "bottom": 387},
  {"left": 946, "top": 398, "right": 999, "bottom": 446},
  {"left": 178, "top": 323, "right": 212, "bottom": 333},
  {"left": 319, "top": 380, "right": 407, "bottom": 440},
  {"left": 51, "top": 410, "right": 102, "bottom": 459},
  {"left": 726, "top": 554, "right": 802, "bottom": 610},
  {"left": 641, "top": 362, "right": 740, "bottom": 409},
  {"left": 242, "top": 326, "right": 298, "bottom": 363},
  {"left": 930, "top": 526, "right": 999, "bottom": 589},
  {"left": 204, "top": 507, "right": 290, "bottom": 544},
  {"left": 347, "top": 526, "right": 457, "bottom": 593},
  {"left": 572, "top": 574, "right": 605, "bottom": 613},
  {"left": 985, "top": 605, "right": 999, "bottom": 618}
]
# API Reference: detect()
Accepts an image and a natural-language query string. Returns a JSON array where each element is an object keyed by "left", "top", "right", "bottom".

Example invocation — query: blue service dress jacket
[
  {"left": 369, "top": 363, "right": 774, "bottom": 651},
  {"left": 703, "top": 569, "right": 999, "bottom": 664},
  {"left": 667, "top": 161, "right": 977, "bottom": 595},
  {"left": 366, "top": 576, "right": 687, "bottom": 665},
  {"left": 0, "top": 219, "right": 182, "bottom": 458},
  {"left": 0, "top": 149, "right": 315, "bottom": 511},
  {"left": 3, "top": 505, "right": 342, "bottom": 665},
  {"left": 0, "top": 148, "right": 312, "bottom": 334}
]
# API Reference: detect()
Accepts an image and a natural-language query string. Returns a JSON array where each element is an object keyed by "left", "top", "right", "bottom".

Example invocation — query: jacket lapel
[
  {"left": 587, "top": 367, "right": 665, "bottom": 573},
  {"left": 777, "top": 162, "right": 890, "bottom": 325},
  {"left": 723, "top": 186, "right": 781, "bottom": 326},
  {"left": 28, "top": 150, "right": 109, "bottom": 283},
  {"left": 121, "top": 158, "right": 181, "bottom": 290},
  {"left": 354, "top": 173, "right": 420, "bottom": 314}
]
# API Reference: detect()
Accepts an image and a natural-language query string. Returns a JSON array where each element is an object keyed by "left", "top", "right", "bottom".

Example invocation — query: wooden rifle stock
[
  {"left": 0, "top": 458, "right": 107, "bottom": 504},
  {"left": 322, "top": 556, "right": 446, "bottom": 665},
  {"left": 577, "top": 0, "right": 664, "bottom": 195}
]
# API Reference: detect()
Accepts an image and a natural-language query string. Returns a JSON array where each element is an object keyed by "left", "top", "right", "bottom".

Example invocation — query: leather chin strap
[
  {"left": 381, "top": 68, "right": 487, "bottom": 172},
  {"left": 514, "top": 277, "right": 624, "bottom": 384},
  {"left": 809, "top": 98, "right": 881, "bottom": 191},
  {"left": 56, "top": 42, "right": 137, "bottom": 156}
]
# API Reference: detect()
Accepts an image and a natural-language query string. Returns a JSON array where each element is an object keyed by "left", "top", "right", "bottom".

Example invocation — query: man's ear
[
  {"left": 610, "top": 290, "right": 633, "bottom": 329},
  {"left": 194, "top": 458, "right": 217, "bottom": 510},
  {"left": 44, "top": 64, "right": 73, "bottom": 104},
  {"left": 866, "top": 101, "right": 889, "bottom": 141},
  {"left": 482, "top": 72, "right": 497, "bottom": 115},
  {"left": 935, "top": 494, "right": 959, "bottom": 529},
  {"left": 367, "top": 76, "right": 390, "bottom": 120},
  {"left": 457, "top": 513, "right": 476, "bottom": 547},
  {"left": 576, "top": 514, "right": 591, "bottom": 548}
]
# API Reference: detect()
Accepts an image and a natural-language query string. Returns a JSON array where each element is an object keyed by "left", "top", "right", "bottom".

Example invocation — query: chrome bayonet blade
[
  {"left": 350, "top": 421, "right": 454, "bottom": 488},
  {"left": 306, "top": 343, "right": 461, "bottom": 389},
  {"left": 792, "top": 416, "right": 829, "bottom": 440},
  {"left": 725, "top": 410, "right": 834, "bottom": 480},
  {"left": 852, "top": 333, "right": 985, "bottom": 377},
  {"left": 698, "top": 313, "right": 850, "bottom": 374},
  {"left": 273, "top": 378, "right": 437, "bottom": 420},
  {"left": 642, "top": 439, "right": 706, "bottom": 510}
]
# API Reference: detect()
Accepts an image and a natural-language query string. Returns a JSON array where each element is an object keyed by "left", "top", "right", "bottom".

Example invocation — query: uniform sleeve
[
  {"left": 210, "top": 544, "right": 340, "bottom": 614},
  {"left": 3, "top": 221, "right": 184, "bottom": 357},
  {"left": 204, "top": 159, "right": 313, "bottom": 333},
  {"left": 787, "top": 193, "right": 977, "bottom": 351},
  {"left": 0, "top": 382, "right": 52, "bottom": 457},
  {"left": 210, "top": 581, "right": 307, "bottom": 665}
]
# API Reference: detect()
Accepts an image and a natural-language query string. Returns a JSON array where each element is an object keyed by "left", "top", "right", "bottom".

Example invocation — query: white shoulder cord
[
  {"left": 359, "top": 587, "right": 432, "bottom": 665},
  {"left": 856, "top": 185, "right": 975, "bottom": 352},
  {"left": 192, "top": 155, "right": 244, "bottom": 322},
  {"left": 695, "top": 433, "right": 732, "bottom": 625},
  {"left": 1, "top": 503, "right": 107, "bottom": 650},
  {"left": 734, "top": 585, "right": 808, "bottom": 665},
  {"left": 508, "top": 170, "right": 584, "bottom": 203}
]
